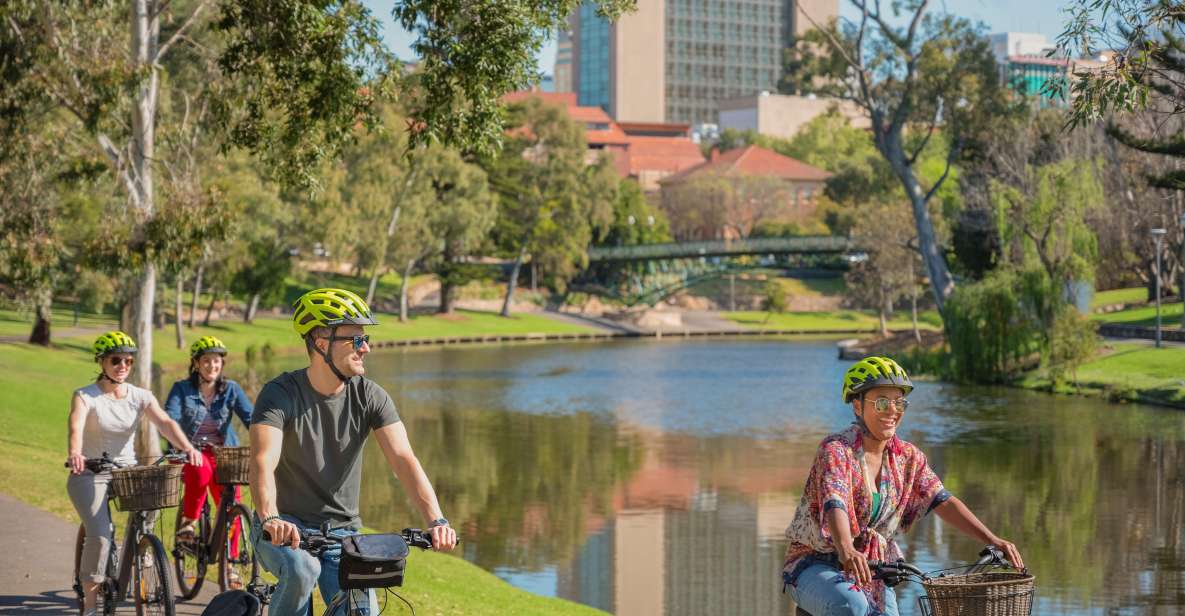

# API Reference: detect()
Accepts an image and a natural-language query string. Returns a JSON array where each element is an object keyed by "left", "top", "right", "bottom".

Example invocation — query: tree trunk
[
  {"left": 400, "top": 259, "right": 414, "bottom": 323},
  {"left": 530, "top": 261, "right": 537, "bottom": 292},
  {"left": 501, "top": 241, "right": 530, "bottom": 317},
  {"left": 244, "top": 293, "right": 260, "bottom": 324},
  {"left": 438, "top": 244, "right": 456, "bottom": 315},
  {"left": 367, "top": 205, "right": 402, "bottom": 306},
  {"left": 880, "top": 132, "right": 955, "bottom": 313},
  {"left": 202, "top": 287, "right": 218, "bottom": 326},
  {"left": 174, "top": 275, "right": 184, "bottom": 349},
  {"left": 188, "top": 259, "right": 204, "bottom": 328},
  {"left": 29, "top": 292, "right": 51, "bottom": 346},
  {"left": 132, "top": 264, "right": 156, "bottom": 391},
  {"left": 910, "top": 259, "right": 921, "bottom": 344}
]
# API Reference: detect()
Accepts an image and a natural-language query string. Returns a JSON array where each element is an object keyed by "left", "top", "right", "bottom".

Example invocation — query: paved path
[{"left": 0, "top": 493, "right": 217, "bottom": 615}]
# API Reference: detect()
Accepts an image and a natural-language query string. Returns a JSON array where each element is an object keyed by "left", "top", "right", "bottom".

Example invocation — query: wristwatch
[{"left": 428, "top": 517, "right": 449, "bottom": 528}]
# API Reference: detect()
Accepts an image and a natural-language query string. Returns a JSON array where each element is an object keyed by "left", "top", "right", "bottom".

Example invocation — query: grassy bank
[
  {"left": 1092, "top": 300, "right": 1183, "bottom": 328},
  {"left": 723, "top": 309, "right": 943, "bottom": 332},
  {"left": 1015, "top": 342, "right": 1185, "bottom": 408},
  {"left": 0, "top": 310, "right": 604, "bottom": 616}
]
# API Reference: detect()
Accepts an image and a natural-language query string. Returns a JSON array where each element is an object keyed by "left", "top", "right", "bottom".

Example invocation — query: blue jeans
[
  {"left": 252, "top": 514, "right": 377, "bottom": 615},
  {"left": 785, "top": 562, "right": 899, "bottom": 616}
]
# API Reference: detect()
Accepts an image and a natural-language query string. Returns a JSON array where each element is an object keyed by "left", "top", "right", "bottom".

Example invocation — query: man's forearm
[
  {"left": 394, "top": 455, "right": 444, "bottom": 522},
  {"left": 250, "top": 458, "right": 279, "bottom": 519}
]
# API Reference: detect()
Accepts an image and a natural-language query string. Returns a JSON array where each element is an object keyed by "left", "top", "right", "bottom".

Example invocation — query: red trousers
[{"left": 182, "top": 448, "right": 242, "bottom": 557}]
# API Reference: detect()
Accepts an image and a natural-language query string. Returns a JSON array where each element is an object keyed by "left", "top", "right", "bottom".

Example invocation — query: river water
[{"left": 254, "top": 339, "right": 1185, "bottom": 615}]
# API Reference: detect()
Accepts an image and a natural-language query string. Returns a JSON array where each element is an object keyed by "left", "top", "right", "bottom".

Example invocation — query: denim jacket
[{"left": 164, "top": 378, "right": 253, "bottom": 447}]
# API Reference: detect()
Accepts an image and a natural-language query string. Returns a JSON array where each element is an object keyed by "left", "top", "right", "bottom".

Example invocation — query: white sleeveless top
[{"left": 75, "top": 383, "right": 156, "bottom": 464}]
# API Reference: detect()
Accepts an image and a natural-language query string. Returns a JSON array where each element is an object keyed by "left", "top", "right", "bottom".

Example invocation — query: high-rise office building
[
  {"left": 554, "top": 28, "right": 575, "bottom": 93},
  {"left": 567, "top": 0, "right": 838, "bottom": 125}
]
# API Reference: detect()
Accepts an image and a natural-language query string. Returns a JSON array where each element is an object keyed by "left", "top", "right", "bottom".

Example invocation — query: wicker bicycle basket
[
  {"left": 213, "top": 446, "right": 251, "bottom": 485},
  {"left": 919, "top": 572, "right": 1035, "bottom": 616},
  {"left": 110, "top": 464, "right": 184, "bottom": 512}
]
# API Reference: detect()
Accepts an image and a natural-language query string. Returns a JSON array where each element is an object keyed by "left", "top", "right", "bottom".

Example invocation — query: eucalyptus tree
[{"left": 790, "top": 0, "right": 1008, "bottom": 311}]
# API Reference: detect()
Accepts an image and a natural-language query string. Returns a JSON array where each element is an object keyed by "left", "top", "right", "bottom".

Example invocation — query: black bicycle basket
[{"left": 338, "top": 534, "right": 410, "bottom": 590}]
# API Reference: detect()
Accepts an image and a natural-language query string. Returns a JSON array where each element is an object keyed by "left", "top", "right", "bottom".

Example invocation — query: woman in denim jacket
[{"left": 165, "top": 335, "right": 253, "bottom": 544}]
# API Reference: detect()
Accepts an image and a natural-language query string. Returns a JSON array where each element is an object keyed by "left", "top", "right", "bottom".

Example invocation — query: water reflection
[{"left": 231, "top": 340, "right": 1185, "bottom": 615}]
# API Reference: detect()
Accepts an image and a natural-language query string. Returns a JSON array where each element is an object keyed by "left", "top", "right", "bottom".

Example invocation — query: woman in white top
[{"left": 66, "top": 331, "right": 202, "bottom": 616}]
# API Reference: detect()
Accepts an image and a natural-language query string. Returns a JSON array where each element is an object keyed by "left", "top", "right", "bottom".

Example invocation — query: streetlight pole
[{"left": 1152, "top": 228, "right": 1167, "bottom": 348}]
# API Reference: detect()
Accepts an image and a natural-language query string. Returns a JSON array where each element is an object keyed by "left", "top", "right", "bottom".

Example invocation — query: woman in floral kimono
[{"left": 783, "top": 356, "right": 1025, "bottom": 616}]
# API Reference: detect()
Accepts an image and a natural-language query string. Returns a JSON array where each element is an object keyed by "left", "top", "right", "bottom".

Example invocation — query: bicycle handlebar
[
  {"left": 260, "top": 527, "right": 436, "bottom": 555},
  {"left": 64, "top": 451, "right": 189, "bottom": 473}
]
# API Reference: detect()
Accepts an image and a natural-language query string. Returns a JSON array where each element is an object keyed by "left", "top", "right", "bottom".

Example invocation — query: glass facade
[
  {"left": 1005, "top": 59, "right": 1069, "bottom": 108},
  {"left": 577, "top": 4, "right": 612, "bottom": 113},
  {"left": 664, "top": 0, "right": 791, "bottom": 125}
]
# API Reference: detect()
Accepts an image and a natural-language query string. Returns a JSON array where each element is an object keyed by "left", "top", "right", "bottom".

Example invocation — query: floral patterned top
[{"left": 783, "top": 424, "right": 951, "bottom": 611}]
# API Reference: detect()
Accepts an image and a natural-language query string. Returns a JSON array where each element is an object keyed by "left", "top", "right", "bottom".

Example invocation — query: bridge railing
[{"left": 587, "top": 236, "right": 859, "bottom": 262}]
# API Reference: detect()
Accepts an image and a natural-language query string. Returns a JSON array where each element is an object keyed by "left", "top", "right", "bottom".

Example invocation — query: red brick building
[{"left": 657, "top": 145, "right": 831, "bottom": 240}]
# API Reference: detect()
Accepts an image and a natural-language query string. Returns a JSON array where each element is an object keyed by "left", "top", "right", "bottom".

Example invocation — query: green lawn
[
  {"left": 723, "top": 309, "right": 943, "bottom": 332},
  {"left": 1017, "top": 342, "right": 1185, "bottom": 407},
  {"left": 0, "top": 311, "right": 604, "bottom": 616},
  {"left": 1091, "top": 287, "right": 1147, "bottom": 309},
  {"left": 684, "top": 271, "right": 846, "bottom": 304},
  {"left": 1092, "top": 301, "right": 1183, "bottom": 329}
]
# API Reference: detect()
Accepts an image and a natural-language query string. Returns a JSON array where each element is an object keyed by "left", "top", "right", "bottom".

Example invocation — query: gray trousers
[{"left": 67, "top": 472, "right": 115, "bottom": 584}]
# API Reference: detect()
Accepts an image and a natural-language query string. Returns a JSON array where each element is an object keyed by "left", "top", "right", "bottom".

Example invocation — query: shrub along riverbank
[{"left": 0, "top": 310, "right": 606, "bottom": 616}]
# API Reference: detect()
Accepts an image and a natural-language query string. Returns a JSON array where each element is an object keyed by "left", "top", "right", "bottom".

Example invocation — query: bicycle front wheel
[
  {"left": 172, "top": 509, "right": 209, "bottom": 599},
  {"left": 219, "top": 503, "right": 258, "bottom": 593},
  {"left": 134, "top": 533, "right": 175, "bottom": 616}
]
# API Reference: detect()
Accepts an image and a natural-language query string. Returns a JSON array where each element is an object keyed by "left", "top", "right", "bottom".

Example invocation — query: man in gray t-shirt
[{"left": 250, "top": 288, "right": 457, "bottom": 616}]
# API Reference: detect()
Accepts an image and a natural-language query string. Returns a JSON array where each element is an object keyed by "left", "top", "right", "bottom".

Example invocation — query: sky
[{"left": 361, "top": 0, "right": 1074, "bottom": 73}]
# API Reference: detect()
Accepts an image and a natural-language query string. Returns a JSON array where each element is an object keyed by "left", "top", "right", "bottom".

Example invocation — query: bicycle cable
[{"left": 382, "top": 588, "right": 416, "bottom": 615}]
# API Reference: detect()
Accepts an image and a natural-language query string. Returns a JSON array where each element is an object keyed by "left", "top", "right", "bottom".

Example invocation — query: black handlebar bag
[{"left": 339, "top": 533, "right": 410, "bottom": 589}]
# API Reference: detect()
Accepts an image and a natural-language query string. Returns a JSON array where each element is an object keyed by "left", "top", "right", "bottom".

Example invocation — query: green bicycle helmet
[
  {"left": 190, "top": 335, "right": 228, "bottom": 359},
  {"left": 841, "top": 356, "right": 913, "bottom": 403},
  {"left": 93, "top": 331, "right": 138, "bottom": 360},
  {"left": 291, "top": 288, "right": 378, "bottom": 337}
]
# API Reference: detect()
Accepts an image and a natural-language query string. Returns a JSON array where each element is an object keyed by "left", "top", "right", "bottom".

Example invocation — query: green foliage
[
  {"left": 485, "top": 97, "right": 615, "bottom": 292},
  {"left": 214, "top": 0, "right": 397, "bottom": 188},
  {"left": 1055, "top": 0, "right": 1185, "bottom": 135},
  {"left": 394, "top": 0, "right": 635, "bottom": 155},
  {"left": 75, "top": 270, "right": 117, "bottom": 314},
  {"left": 1047, "top": 308, "right": 1100, "bottom": 388},
  {"left": 761, "top": 280, "right": 787, "bottom": 321},
  {"left": 991, "top": 157, "right": 1103, "bottom": 285},
  {"left": 599, "top": 180, "right": 671, "bottom": 246},
  {"left": 943, "top": 268, "right": 1044, "bottom": 382}
]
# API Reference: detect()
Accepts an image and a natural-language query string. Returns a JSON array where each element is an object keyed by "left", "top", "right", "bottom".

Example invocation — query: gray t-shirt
[{"left": 253, "top": 369, "right": 399, "bottom": 528}]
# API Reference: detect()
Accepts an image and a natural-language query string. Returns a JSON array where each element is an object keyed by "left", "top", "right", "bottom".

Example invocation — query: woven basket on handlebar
[
  {"left": 213, "top": 446, "right": 251, "bottom": 485},
  {"left": 920, "top": 572, "right": 1035, "bottom": 616},
  {"left": 110, "top": 464, "right": 183, "bottom": 512}
]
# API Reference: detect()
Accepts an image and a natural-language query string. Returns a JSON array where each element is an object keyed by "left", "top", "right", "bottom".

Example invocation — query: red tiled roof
[
  {"left": 625, "top": 136, "right": 705, "bottom": 175},
  {"left": 659, "top": 144, "right": 831, "bottom": 185}
]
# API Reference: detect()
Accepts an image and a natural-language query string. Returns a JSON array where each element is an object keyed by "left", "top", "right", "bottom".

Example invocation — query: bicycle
[
  {"left": 171, "top": 444, "right": 259, "bottom": 599},
  {"left": 792, "top": 546, "right": 1034, "bottom": 616},
  {"left": 68, "top": 451, "right": 188, "bottom": 616},
  {"left": 260, "top": 524, "right": 436, "bottom": 615}
]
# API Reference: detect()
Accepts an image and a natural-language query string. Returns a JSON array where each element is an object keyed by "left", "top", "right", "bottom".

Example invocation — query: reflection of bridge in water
[{"left": 576, "top": 236, "right": 860, "bottom": 306}]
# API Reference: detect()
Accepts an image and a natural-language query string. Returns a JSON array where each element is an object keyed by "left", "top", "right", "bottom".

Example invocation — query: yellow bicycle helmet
[
  {"left": 190, "top": 335, "right": 228, "bottom": 358},
  {"left": 841, "top": 356, "right": 913, "bottom": 403},
  {"left": 291, "top": 288, "right": 378, "bottom": 337},
  {"left": 93, "top": 331, "right": 137, "bottom": 360}
]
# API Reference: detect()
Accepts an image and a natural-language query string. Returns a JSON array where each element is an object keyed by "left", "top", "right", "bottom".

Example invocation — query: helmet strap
[
  {"left": 98, "top": 370, "right": 127, "bottom": 386},
  {"left": 319, "top": 329, "right": 350, "bottom": 383},
  {"left": 853, "top": 394, "right": 879, "bottom": 440}
]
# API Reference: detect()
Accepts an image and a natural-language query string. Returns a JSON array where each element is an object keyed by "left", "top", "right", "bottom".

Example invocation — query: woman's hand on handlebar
[
  {"left": 263, "top": 517, "right": 300, "bottom": 549},
  {"left": 429, "top": 523, "right": 457, "bottom": 552},
  {"left": 837, "top": 542, "right": 872, "bottom": 586},
  {"left": 989, "top": 537, "right": 1024, "bottom": 571},
  {"left": 184, "top": 448, "right": 202, "bottom": 467},
  {"left": 66, "top": 452, "right": 86, "bottom": 475}
]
